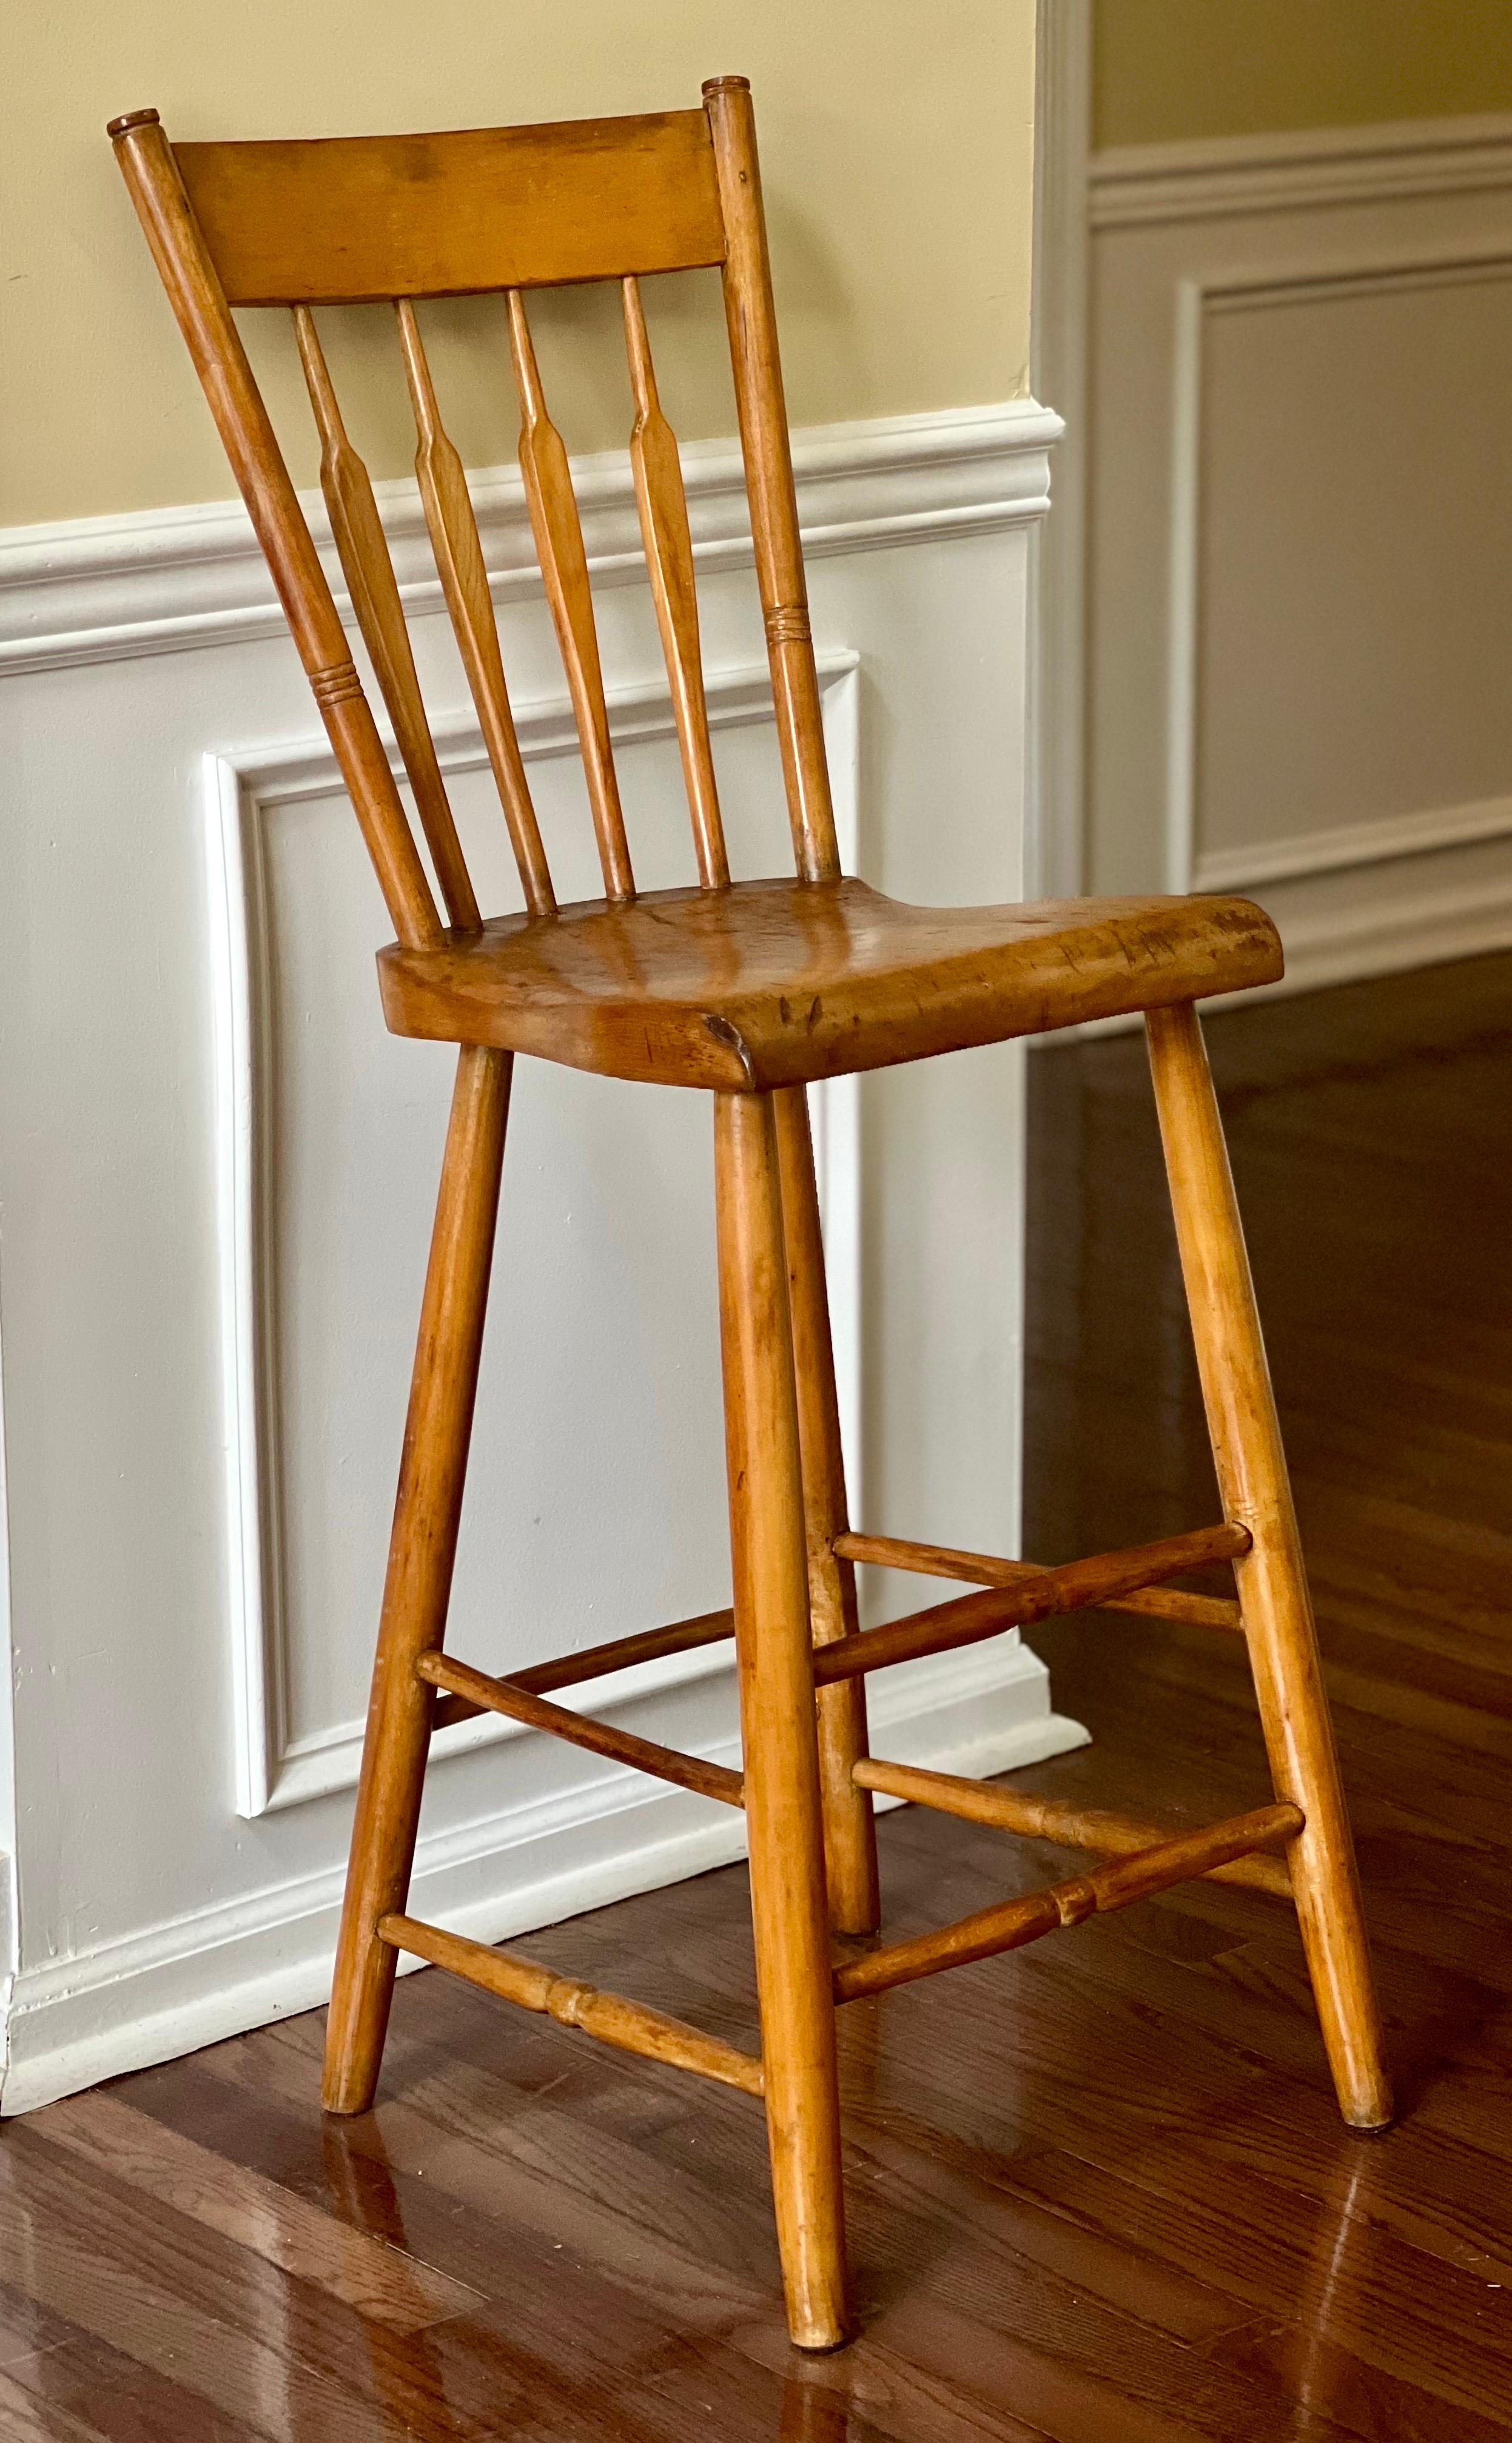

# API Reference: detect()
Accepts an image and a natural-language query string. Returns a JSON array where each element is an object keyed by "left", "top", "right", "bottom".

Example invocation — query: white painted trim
[
  {"left": 1049, "top": 793, "right": 1512, "bottom": 1043},
  {"left": 1165, "top": 278, "right": 1205, "bottom": 896},
  {"left": 1091, "top": 112, "right": 1512, "bottom": 230},
  {"left": 0, "top": 400, "right": 1060, "bottom": 679},
  {"left": 1, "top": 1632, "right": 1087, "bottom": 2115},
  {"left": 212, "top": 656, "right": 864, "bottom": 1819},
  {"left": 1030, "top": 0, "right": 1092, "bottom": 901},
  {"left": 1165, "top": 246, "right": 1512, "bottom": 897},
  {"left": 1195, "top": 792, "right": 1512, "bottom": 893},
  {"left": 1260, "top": 867, "right": 1512, "bottom": 999}
]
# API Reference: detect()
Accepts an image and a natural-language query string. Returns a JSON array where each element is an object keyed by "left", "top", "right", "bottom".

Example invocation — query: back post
[
  {"left": 107, "top": 111, "right": 441, "bottom": 951},
  {"left": 703, "top": 78, "right": 841, "bottom": 885}
]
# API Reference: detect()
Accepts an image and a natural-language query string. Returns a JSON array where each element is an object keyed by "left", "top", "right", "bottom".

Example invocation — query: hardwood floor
[{"left": 5, "top": 950, "right": 1512, "bottom": 2439}]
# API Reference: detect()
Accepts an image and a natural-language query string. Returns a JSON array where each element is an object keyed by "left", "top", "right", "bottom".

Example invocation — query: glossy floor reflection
[{"left": 4, "top": 949, "right": 1511, "bottom": 2438}]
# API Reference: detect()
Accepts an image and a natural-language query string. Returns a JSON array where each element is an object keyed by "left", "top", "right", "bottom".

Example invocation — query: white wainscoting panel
[
  {"left": 212, "top": 656, "right": 863, "bottom": 1819},
  {"left": 1078, "top": 115, "right": 1512, "bottom": 991},
  {"left": 0, "top": 398, "right": 1081, "bottom": 2112}
]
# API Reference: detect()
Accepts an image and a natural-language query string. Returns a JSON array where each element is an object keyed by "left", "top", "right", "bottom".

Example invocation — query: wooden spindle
[
  {"left": 415, "top": 1650, "right": 744, "bottom": 1807},
  {"left": 833, "top": 1803, "right": 1303, "bottom": 2002},
  {"left": 835, "top": 1529, "right": 1245, "bottom": 1632},
  {"left": 429, "top": 1603, "right": 736, "bottom": 1727},
  {"left": 622, "top": 276, "right": 729, "bottom": 889},
  {"left": 395, "top": 300, "right": 555, "bottom": 918},
  {"left": 506, "top": 290, "right": 635, "bottom": 903},
  {"left": 294, "top": 307, "right": 479, "bottom": 932},
  {"left": 853, "top": 1758, "right": 1293, "bottom": 1900},
  {"left": 1147, "top": 1001, "right": 1393, "bottom": 2130},
  {"left": 378, "top": 1914, "right": 764, "bottom": 2095},
  {"left": 812, "top": 1521, "right": 1252, "bottom": 1686}
]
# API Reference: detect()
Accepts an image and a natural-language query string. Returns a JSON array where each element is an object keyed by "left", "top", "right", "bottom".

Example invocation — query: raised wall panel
[
  {"left": 1082, "top": 117, "right": 1512, "bottom": 989},
  {"left": 0, "top": 400, "right": 1083, "bottom": 2110}
]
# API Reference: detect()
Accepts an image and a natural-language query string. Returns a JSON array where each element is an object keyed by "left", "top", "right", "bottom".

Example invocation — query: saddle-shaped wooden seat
[
  {"left": 113, "top": 75, "right": 1389, "bottom": 2356},
  {"left": 378, "top": 878, "right": 1283, "bottom": 1089}
]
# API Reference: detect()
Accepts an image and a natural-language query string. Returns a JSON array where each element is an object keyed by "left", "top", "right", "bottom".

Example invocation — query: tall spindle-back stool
[{"left": 111, "top": 81, "right": 1391, "bottom": 2350}]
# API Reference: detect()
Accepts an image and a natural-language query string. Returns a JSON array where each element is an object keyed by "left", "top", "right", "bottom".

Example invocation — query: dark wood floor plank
[{"left": 33, "top": 2089, "right": 482, "bottom": 2335}]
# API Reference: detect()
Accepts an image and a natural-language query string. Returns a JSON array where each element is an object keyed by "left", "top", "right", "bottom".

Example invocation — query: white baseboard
[
  {"left": 1, "top": 1640, "right": 1086, "bottom": 2115},
  {"left": 1040, "top": 798, "right": 1512, "bottom": 1046},
  {"left": 1194, "top": 794, "right": 1512, "bottom": 1000}
]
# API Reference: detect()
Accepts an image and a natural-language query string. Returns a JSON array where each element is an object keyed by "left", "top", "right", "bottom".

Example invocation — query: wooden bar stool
[{"left": 111, "top": 81, "right": 1391, "bottom": 2350}]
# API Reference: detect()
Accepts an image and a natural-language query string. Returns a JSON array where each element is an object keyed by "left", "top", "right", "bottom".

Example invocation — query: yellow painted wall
[
  {"left": 1095, "top": 0, "right": 1512, "bottom": 150},
  {"left": 2, "top": 0, "right": 1033, "bottom": 528}
]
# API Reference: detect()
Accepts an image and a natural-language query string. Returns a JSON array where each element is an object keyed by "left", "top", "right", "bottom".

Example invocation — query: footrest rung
[
  {"left": 430, "top": 1606, "right": 736, "bottom": 1730},
  {"left": 815, "top": 1522, "right": 1251, "bottom": 1686},
  {"left": 854, "top": 1758, "right": 1292, "bottom": 1899},
  {"left": 378, "top": 1913, "right": 764, "bottom": 2096},
  {"left": 836, "top": 1531, "right": 1243, "bottom": 1633},
  {"left": 833, "top": 1801, "right": 1302, "bottom": 2002},
  {"left": 417, "top": 1651, "right": 744, "bottom": 1807}
]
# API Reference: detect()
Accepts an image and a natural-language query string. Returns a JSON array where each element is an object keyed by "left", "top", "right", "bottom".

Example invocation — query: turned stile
[
  {"left": 703, "top": 77, "right": 839, "bottom": 884},
  {"left": 107, "top": 113, "right": 440, "bottom": 952},
  {"left": 1146, "top": 1003, "right": 1391, "bottom": 2131}
]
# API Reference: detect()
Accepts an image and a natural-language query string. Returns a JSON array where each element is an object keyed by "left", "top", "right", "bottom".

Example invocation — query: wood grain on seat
[{"left": 377, "top": 881, "right": 1284, "bottom": 1089}]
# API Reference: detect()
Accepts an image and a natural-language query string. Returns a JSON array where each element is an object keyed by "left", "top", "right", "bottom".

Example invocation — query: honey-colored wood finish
[
  {"left": 377, "top": 879, "right": 1285, "bottom": 1089},
  {"left": 111, "top": 77, "right": 1390, "bottom": 2353},
  {"left": 507, "top": 289, "right": 634, "bottom": 902},
  {"left": 811, "top": 1521, "right": 1252, "bottom": 1687},
  {"left": 429, "top": 1602, "right": 735, "bottom": 1727},
  {"left": 321, "top": 1046, "right": 511, "bottom": 2115},
  {"left": 293, "top": 306, "right": 480, "bottom": 932},
  {"left": 172, "top": 112, "right": 728, "bottom": 303},
  {"left": 714, "top": 1090, "right": 849, "bottom": 2349},
  {"left": 377, "top": 1914, "right": 764, "bottom": 2095},
  {"left": 704, "top": 78, "right": 838, "bottom": 885},
  {"left": 13, "top": 952, "right": 1508, "bottom": 2434},
  {"left": 833, "top": 1804, "right": 1303, "bottom": 2002},
  {"left": 623, "top": 274, "right": 729, "bottom": 888},
  {"left": 853, "top": 1756, "right": 1293, "bottom": 1899},
  {"left": 773, "top": 1084, "right": 880, "bottom": 1937},
  {"left": 396, "top": 300, "right": 556, "bottom": 916},
  {"left": 1146, "top": 1003, "right": 1392, "bottom": 2131},
  {"left": 836, "top": 1528, "right": 1246, "bottom": 1630},
  {"left": 107, "top": 111, "right": 440, "bottom": 950},
  {"left": 415, "top": 1650, "right": 745, "bottom": 1806}
]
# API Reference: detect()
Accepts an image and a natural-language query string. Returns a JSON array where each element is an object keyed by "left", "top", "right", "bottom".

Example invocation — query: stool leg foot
[
  {"left": 1147, "top": 1006, "right": 1392, "bottom": 2131},
  {"left": 322, "top": 1046, "right": 511, "bottom": 2115},
  {"left": 717, "top": 1090, "right": 852, "bottom": 2349},
  {"left": 774, "top": 1085, "right": 880, "bottom": 1939}
]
